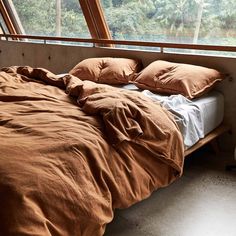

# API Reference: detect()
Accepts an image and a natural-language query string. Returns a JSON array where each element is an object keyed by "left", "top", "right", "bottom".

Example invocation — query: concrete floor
[{"left": 105, "top": 147, "right": 236, "bottom": 236}]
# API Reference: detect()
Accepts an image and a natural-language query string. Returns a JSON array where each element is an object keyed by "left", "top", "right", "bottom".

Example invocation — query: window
[
  {"left": 101, "top": 0, "right": 236, "bottom": 48},
  {"left": 1, "top": 0, "right": 235, "bottom": 56},
  {"left": 11, "top": 0, "right": 90, "bottom": 38},
  {"left": 0, "top": 12, "right": 9, "bottom": 34}
]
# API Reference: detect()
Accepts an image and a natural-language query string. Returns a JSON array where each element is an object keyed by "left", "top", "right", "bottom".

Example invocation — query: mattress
[{"left": 192, "top": 91, "right": 224, "bottom": 136}]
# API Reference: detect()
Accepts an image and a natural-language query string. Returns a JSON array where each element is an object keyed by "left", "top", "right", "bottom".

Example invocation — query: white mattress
[{"left": 191, "top": 91, "right": 224, "bottom": 136}]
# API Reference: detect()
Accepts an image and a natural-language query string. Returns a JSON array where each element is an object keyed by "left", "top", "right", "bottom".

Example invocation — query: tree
[
  {"left": 10, "top": 0, "right": 236, "bottom": 46},
  {"left": 56, "top": 0, "right": 62, "bottom": 36},
  {"left": 193, "top": 0, "right": 204, "bottom": 44},
  {"left": 12, "top": 0, "right": 89, "bottom": 37}
]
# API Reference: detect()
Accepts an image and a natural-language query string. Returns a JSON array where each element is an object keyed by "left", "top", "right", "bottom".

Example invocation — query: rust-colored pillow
[
  {"left": 132, "top": 60, "right": 224, "bottom": 99},
  {"left": 69, "top": 57, "right": 142, "bottom": 85}
]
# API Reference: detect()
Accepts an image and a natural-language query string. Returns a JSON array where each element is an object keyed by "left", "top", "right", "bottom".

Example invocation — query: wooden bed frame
[{"left": 184, "top": 123, "right": 231, "bottom": 157}]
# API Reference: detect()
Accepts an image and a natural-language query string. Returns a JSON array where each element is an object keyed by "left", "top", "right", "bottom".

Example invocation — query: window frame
[
  {"left": 0, "top": 0, "right": 235, "bottom": 55},
  {"left": 0, "top": 0, "right": 17, "bottom": 34}
]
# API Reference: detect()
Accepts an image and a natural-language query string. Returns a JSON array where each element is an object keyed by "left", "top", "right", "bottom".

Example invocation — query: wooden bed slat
[{"left": 184, "top": 124, "right": 231, "bottom": 157}]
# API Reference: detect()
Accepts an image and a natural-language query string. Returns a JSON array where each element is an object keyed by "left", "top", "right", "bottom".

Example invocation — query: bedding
[
  {"left": 192, "top": 91, "right": 224, "bottom": 135},
  {"left": 0, "top": 66, "right": 184, "bottom": 236},
  {"left": 132, "top": 60, "right": 224, "bottom": 99},
  {"left": 141, "top": 90, "right": 224, "bottom": 149},
  {"left": 69, "top": 57, "right": 142, "bottom": 85},
  {"left": 142, "top": 91, "right": 204, "bottom": 149},
  {"left": 105, "top": 83, "right": 224, "bottom": 149}
]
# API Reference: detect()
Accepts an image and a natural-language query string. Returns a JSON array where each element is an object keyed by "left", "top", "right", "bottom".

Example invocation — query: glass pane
[
  {"left": 101, "top": 0, "right": 236, "bottom": 49},
  {"left": 0, "top": 13, "right": 10, "bottom": 34},
  {"left": 11, "top": 0, "right": 90, "bottom": 39}
]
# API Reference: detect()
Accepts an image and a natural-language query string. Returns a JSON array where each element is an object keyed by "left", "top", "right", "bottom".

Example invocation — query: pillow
[
  {"left": 132, "top": 60, "right": 224, "bottom": 99},
  {"left": 69, "top": 57, "right": 142, "bottom": 85}
]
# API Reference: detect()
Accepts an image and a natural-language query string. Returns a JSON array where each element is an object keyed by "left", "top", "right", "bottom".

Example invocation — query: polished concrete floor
[{"left": 105, "top": 147, "right": 236, "bottom": 236}]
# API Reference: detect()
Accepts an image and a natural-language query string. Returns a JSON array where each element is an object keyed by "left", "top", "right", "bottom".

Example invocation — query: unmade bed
[
  {"left": 0, "top": 60, "right": 227, "bottom": 236},
  {"left": 116, "top": 84, "right": 224, "bottom": 149}
]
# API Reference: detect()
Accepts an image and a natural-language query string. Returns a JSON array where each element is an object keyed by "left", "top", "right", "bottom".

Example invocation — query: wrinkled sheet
[
  {"left": 111, "top": 85, "right": 205, "bottom": 148},
  {"left": 142, "top": 90, "right": 204, "bottom": 149},
  {"left": 0, "top": 66, "right": 184, "bottom": 236}
]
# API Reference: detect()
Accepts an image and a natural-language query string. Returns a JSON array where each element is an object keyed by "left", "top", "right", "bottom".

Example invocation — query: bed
[
  {"left": 115, "top": 84, "right": 225, "bottom": 150},
  {"left": 0, "top": 59, "right": 228, "bottom": 236}
]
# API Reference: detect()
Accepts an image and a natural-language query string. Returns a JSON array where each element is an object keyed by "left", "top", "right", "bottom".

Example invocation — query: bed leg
[
  {"left": 226, "top": 165, "right": 236, "bottom": 171},
  {"left": 210, "top": 139, "right": 220, "bottom": 155}
]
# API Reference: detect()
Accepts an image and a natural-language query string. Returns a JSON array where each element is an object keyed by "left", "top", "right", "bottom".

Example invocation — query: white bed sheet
[
  {"left": 142, "top": 90, "right": 204, "bottom": 149},
  {"left": 142, "top": 90, "right": 224, "bottom": 149}
]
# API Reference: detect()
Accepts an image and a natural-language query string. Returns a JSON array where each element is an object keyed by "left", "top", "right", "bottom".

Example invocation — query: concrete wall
[{"left": 0, "top": 40, "right": 235, "bottom": 152}]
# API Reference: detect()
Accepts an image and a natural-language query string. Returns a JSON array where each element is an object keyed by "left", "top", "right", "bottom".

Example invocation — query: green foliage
[
  {"left": 101, "top": 0, "right": 236, "bottom": 45},
  {"left": 11, "top": 0, "right": 236, "bottom": 45},
  {"left": 12, "top": 0, "right": 89, "bottom": 37},
  {"left": 13, "top": 0, "right": 54, "bottom": 35}
]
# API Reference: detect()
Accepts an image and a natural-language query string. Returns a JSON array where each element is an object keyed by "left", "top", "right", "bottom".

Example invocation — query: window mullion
[
  {"left": 79, "top": 0, "right": 112, "bottom": 47},
  {"left": 0, "top": 1, "right": 17, "bottom": 35}
]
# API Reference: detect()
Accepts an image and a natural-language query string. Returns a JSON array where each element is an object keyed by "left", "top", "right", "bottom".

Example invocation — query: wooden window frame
[
  {"left": 0, "top": 0, "right": 235, "bottom": 53},
  {"left": 3, "top": 0, "right": 24, "bottom": 35},
  {"left": 79, "top": 0, "right": 112, "bottom": 47},
  {"left": 0, "top": 0, "right": 112, "bottom": 46},
  {"left": 0, "top": 0, "right": 17, "bottom": 34},
  {"left": 1, "top": 34, "right": 236, "bottom": 54}
]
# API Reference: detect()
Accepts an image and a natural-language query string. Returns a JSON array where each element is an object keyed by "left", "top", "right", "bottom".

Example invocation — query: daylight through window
[
  {"left": 11, "top": 0, "right": 90, "bottom": 39},
  {"left": 101, "top": 0, "right": 236, "bottom": 48}
]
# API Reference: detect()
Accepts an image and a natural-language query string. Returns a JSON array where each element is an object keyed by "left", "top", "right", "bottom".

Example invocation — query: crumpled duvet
[{"left": 0, "top": 66, "right": 184, "bottom": 236}]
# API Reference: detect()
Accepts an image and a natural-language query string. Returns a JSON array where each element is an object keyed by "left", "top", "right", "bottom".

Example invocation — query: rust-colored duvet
[{"left": 0, "top": 66, "right": 184, "bottom": 236}]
